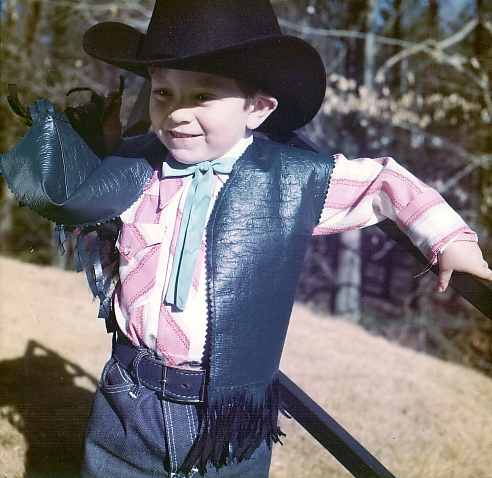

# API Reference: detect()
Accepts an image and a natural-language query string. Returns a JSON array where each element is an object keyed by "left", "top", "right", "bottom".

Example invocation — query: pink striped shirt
[
  {"left": 315, "top": 153, "right": 475, "bottom": 261},
  {"left": 113, "top": 139, "right": 476, "bottom": 364}
]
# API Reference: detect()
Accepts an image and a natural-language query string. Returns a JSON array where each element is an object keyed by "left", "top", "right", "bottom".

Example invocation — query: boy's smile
[{"left": 149, "top": 68, "right": 277, "bottom": 164}]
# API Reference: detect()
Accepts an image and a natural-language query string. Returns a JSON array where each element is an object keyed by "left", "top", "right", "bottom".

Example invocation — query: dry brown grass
[{"left": 1, "top": 257, "right": 491, "bottom": 478}]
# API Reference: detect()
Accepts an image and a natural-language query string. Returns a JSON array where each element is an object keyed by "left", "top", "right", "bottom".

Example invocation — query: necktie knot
[
  {"left": 197, "top": 161, "right": 212, "bottom": 173},
  {"left": 163, "top": 156, "right": 235, "bottom": 178}
]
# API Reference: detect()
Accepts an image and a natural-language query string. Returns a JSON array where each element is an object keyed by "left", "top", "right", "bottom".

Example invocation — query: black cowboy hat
[{"left": 83, "top": 0, "right": 326, "bottom": 133}]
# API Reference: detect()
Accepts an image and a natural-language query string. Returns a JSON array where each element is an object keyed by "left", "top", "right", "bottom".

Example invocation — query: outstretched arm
[
  {"left": 437, "top": 241, "right": 492, "bottom": 292},
  {"left": 315, "top": 153, "right": 492, "bottom": 291}
]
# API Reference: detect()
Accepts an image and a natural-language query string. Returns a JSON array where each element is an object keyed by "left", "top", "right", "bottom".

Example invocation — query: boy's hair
[{"left": 236, "top": 80, "right": 261, "bottom": 109}]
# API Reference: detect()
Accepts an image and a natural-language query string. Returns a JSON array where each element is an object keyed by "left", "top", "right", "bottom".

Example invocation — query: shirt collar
[
  {"left": 161, "top": 135, "right": 254, "bottom": 177},
  {"left": 220, "top": 134, "right": 253, "bottom": 161}
]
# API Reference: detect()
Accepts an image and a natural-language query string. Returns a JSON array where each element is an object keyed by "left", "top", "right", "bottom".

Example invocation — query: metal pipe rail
[
  {"left": 278, "top": 372, "right": 397, "bottom": 478},
  {"left": 376, "top": 218, "right": 492, "bottom": 319}
]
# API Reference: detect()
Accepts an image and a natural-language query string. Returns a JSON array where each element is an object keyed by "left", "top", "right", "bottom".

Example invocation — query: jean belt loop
[{"left": 128, "top": 349, "right": 148, "bottom": 399}]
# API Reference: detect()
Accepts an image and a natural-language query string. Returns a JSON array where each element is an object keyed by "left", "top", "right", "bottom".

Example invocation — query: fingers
[
  {"left": 102, "top": 91, "right": 122, "bottom": 126},
  {"left": 437, "top": 268, "right": 453, "bottom": 293},
  {"left": 438, "top": 260, "right": 492, "bottom": 293},
  {"left": 102, "top": 91, "right": 123, "bottom": 151},
  {"left": 474, "top": 262, "right": 492, "bottom": 282},
  {"left": 103, "top": 90, "right": 121, "bottom": 108}
]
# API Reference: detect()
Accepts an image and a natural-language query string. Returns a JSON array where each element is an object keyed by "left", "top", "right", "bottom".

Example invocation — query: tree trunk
[
  {"left": 0, "top": 183, "right": 15, "bottom": 253},
  {"left": 474, "top": 0, "right": 487, "bottom": 59},
  {"left": 425, "top": 0, "right": 439, "bottom": 96},
  {"left": 334, "top": 229, "right": 362, "bottom": 321},
  {"left": 363, "top": 0, "right": 378, "bottom": 90},
  {"left": 333, "top": 0, "right": 378, "bottom": 322},
  {"left": 390, "top": 0, "right": 404, "bottom": 93}
]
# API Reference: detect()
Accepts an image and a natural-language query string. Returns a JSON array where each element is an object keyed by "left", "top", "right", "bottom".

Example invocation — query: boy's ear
[{"left": 246, "top": 93, "right": 278, "bottom": 130}]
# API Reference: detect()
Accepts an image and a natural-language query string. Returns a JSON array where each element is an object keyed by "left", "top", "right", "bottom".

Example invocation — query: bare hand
[
  {"left": 102, "top": 91, "right": 123, "bottom": 152},
  {"left": 437, "top": 241, "right": 492, "bottom": 292}
]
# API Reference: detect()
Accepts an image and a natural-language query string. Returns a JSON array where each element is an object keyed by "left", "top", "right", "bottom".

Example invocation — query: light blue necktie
[{"left": 163, "top": 155, "right": 237, "bottom": 310}]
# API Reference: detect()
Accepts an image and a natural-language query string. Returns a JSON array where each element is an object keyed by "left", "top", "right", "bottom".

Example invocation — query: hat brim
[{"left": 83, "top": 22, "right": 326, "bottom": 133}]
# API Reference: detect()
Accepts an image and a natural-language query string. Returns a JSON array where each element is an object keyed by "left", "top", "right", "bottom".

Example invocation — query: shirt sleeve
[{"left": 313, "top": 154, "right": 477, "bottom": 263}]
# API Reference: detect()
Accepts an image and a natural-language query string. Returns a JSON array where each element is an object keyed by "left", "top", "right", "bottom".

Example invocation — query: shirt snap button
[{"left": 123, "top": 246, "right": 131, "bottom": 256}]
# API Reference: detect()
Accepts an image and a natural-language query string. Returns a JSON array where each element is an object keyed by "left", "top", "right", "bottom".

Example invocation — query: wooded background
[{"left": 1, "top": 0, "right": 491, "bottom": 373}]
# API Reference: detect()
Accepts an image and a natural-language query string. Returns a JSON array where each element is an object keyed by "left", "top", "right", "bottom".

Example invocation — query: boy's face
[{"left": 149, "top": 68, "right": 276, "bottom": 164}]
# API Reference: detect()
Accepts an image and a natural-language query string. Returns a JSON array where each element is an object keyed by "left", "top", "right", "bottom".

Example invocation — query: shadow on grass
[{"left": 0, "top": 341, "right": 98, "bottom": 478}]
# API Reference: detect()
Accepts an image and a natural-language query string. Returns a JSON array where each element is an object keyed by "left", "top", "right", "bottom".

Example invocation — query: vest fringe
[
  {"left": 71, "top": 227, "right": 118, "bottom": 320},
  {"left": 180, "top": 377, "right": 284, "bottom": 475}
]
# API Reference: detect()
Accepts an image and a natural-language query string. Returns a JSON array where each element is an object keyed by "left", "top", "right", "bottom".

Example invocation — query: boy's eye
[
  {"left": 195, "top": 93, "right": 215, "bottom": 103},
  {"left": 154, "top": 89, "right": 172, "bottom": 100}
]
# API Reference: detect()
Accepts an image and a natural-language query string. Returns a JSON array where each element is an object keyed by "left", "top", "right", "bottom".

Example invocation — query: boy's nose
[{"left": 167, "top": 103, "right": 194, "bottom": 124}]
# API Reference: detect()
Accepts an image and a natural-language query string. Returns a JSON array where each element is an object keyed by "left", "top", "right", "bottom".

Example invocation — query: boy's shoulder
[
  {"left": 112, "top": 133, "right": 166, "bottom": 166},
  {"left": 109, "top": 133, "right": 334, "bottom": 171},
  {"left": 252, "top": 136, "right": 335, "bottom": 168}
]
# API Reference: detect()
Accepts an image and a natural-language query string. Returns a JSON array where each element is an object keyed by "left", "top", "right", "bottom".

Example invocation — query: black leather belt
[{"left": 113, "top": 337, "right": 206, "bottom": 404}]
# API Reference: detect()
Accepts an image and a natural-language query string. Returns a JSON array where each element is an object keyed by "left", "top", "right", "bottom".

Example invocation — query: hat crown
[{"left": 141, "top": 0, "right": 282, "bottom": 59}]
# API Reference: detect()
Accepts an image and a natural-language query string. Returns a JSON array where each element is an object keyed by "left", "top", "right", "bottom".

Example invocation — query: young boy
[{"left": 2, "top": 0, "right": 491, "bottom": 477}]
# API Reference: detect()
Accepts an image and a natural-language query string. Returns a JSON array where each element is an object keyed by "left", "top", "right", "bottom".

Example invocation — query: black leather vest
[
  {"left": 183, "top": 137, "right": 334, "bottom": 471},
  {"left": 208, "top": 138, "right": 333, "bottom": 390}
]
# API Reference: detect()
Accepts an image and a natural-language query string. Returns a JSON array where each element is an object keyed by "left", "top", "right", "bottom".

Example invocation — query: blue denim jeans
[{"left": 82, "top": 357, "right": 273, "bottom": 477}]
